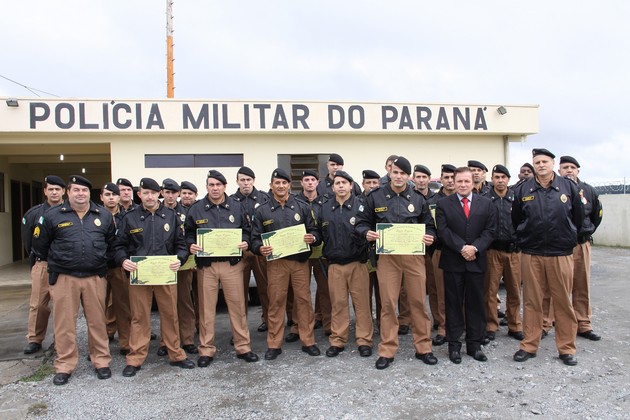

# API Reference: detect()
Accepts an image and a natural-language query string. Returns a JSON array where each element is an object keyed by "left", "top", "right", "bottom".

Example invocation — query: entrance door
[{"left": 10, "top": 180, "right": 31, "bottom": 261}]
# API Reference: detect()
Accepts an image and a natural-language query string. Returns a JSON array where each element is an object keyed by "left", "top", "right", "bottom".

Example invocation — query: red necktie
[{"left": 462, "top": 197, "right": 470, "bottom": 218}]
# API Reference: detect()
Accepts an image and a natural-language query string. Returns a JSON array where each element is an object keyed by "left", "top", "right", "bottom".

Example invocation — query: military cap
[
  {"left": 271, "top": 168, "right": 291, "bottom": 182},
  {"left": 180, "top": 181, "right": 198, "bottom": 193},
  {"left": 441, "top": 164, "right": 457, "bottom": 174},
  {"left": 207, "top": 170, "right": 227, "bottom": 185},
  {"left": 532, "top": 148, "right": 555, "bottom": 159},
  {"left": 139, "top": 177, "right": 160, "bottom": 192},
  {"left": 328, "top": 153, "right": 344, "bottom": 165},
  {"left": 116, "top": 178, "right": 133, "bottom": 188},
  {"left": 333, "top": 170, "right": 354, "bottom": 183},
  {"left": 521, "top": 162, "right": 534, "bottom": 172},
  {"left": 301, "top": 169, "right": 319, "bottom": 180},
  {"left": 237, "top": 166, "right": 256, "bottom": 179},
  {"left": 44, "top": 175, "right": 66, "bottom": 188},
  {"left": 161, "top": 178, "right": 180, "bottom": 192},
  {"left": 362, "top": 169, "right": 380, "bottom": 180},
  {"left": 68, "top": 175, "right": 92, "bottom": 190},
  {"left": 559, "top": 156, "right": 580, "bottom": 168},
  {"left": 413, "top": 164, "right": 431, "bottom": 177},
  {"left": 467, "top": 160, "right": 488, "bottom": 172},
  {"left": 392, "top": 156, "right": 412, "bottom": 175},
  {"left": 102, "top": 182, "right": 120, "bottom": 195},
  {"left": 492, "top": 164, "right": 511, "bottom": 177}
]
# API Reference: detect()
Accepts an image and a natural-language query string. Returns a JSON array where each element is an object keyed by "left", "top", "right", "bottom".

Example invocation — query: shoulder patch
[
  {"left": 33, "top": 226, "right": 40, "bottom": 238},
  {"left": 522, "top": 196, "right": 535, "bottom": 202},
  {"left": 375, "top": 207, "right": 388, "bottom": 213}
]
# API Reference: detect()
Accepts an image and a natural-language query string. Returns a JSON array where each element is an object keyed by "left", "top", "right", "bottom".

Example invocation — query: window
[{"left": 145, "top": 154, "right": 244, "bottom": 168}]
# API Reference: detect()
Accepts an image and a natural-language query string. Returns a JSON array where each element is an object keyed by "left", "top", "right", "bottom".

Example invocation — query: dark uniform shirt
[
  {"left": 426, "top": 188, "right": 451, "bottom": 252},
  {"left": 251, "top": 194, "right": 321, "bottom": 262},
  {"left": 22, "top": 201, "right": 56, "bottom": 265},
  {"left": 184, "top": 194, "right": 250, "bottom": 267},
  {"left": 512, "top": 174, "right": 584, "bottom": 256},
  {"left": 318, "top": 195, "right": 368, "bottom": 265},
  {"left": 317, "top": 175, "right": 362, "bottom": 200},
  {"left": 113, "top": 203, "right": 188, "bottom": 266},
  {"left": 574, "top": 178, "right": 603, "bottom": 242},
  {"left": 32, "top": 200, "right": 116, "bottom": 277},
  {"left": 230, "top": 187, "right": 269, "bottom": 224},
  {"left": 482, "top": 187, "right": 518, "bottom": 251}
]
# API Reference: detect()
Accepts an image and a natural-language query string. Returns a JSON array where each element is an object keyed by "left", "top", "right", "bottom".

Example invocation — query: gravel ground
[{"left": 3, "top": 247, "right": 630, "bottom": 419}]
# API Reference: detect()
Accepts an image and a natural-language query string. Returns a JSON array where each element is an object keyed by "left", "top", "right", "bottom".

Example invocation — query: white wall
[{"left": 593, "top": 195, "right": 630, "bottom": 248}]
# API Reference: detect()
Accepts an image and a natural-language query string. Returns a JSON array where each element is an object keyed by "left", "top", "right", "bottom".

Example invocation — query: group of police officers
[{"left": 21, "top": 147, "right": 603, "bottom": 384}]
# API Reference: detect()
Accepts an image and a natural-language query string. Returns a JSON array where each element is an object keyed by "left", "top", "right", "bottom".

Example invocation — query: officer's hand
[
  {"left": 366, "top": 230, "right": 379, "bottom": 242},
  {"left": 238, "top": 241, "right": 248, "bottom": 251},
  {"left": 122, "top": 259, "right": 138, "bottom": 272},
  {"left": 304, "top": 234, "right": 315, "bottom": 244},
  {"left": 422, "top": 234, "right": 434, "bottom": 246},
  {"left": 190, "top": 243, "right": 203, "bottom": 254},
  {"left": 260, "top": 245, "right": 273, "bottom": 257},
  {"left": 169, "top": 260, "right": 181, "bottom": 271}
]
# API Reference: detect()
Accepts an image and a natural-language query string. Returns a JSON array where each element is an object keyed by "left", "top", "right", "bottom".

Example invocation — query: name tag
[
  {"left": 195, "top": 219, "right": 208, "bottom": 225},
  {"left": 130, "top": 228, "right": 143, "bottom": 234},
  {"left": 263, "top": 219, "right": 274, "bottom": 226},
  {"left": 522, "top": 196, "right": 535, "bottom": 202},
  {"left": 58, "top": 222, "right": 73, "bottom": 228},
  {"left": 375, "top": 207, "right": 388, "bottom": 213}
]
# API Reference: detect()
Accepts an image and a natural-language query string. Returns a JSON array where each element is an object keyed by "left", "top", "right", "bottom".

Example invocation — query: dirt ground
[{"left": 1, "top": 246, "right": 629, "bottom": 419}]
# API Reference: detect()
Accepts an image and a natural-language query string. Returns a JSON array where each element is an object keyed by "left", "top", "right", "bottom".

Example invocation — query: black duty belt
[{"left": 489, "top": 241, "right": 519, "bottom": 253}]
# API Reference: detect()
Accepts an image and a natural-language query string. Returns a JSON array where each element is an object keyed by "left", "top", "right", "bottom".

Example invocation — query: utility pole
[{"left": 166, "top": 1, "right": 174, "bottom": 98}]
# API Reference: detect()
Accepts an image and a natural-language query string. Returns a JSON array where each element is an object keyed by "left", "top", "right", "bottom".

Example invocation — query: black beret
[
  {"left": 521, "top": 163, "right": 534, "bottom": 172},
  {"left": 392, "top": 156, "right": 412, "bottom": 175},
  {"left": 492, "top": 164, "right": 511, "bottom": 177},
  {"left": 532, "top": 148, "right": 555, "bottom": 159},
  {"left": 44, "top": 175, "right": 66, "bottom": 188},
  {"left": 161, "top": 178, "right": 180, "bottom": 192},
  {"left": 301, "top": 169, "right": 319, "bottom": 180},
  {"left": 333, "top": 170, "right": 354, "bottom": 183},
  {"left": 271, "top": 168, "right": 291, "bottom": 183},
  {"left": 559, "top": 156, "right": 580, "bottom": 168},
  {"left": 207, "top": 170, "right": 227, "bottom": 185},
  {"left": 139, "top": 177, "right": 160, "bottom": 192},
  {"left": 68, "top": 175, "right": 92, "bottom": 190},
  {"left": 467, "top": 160, "right": 488, "bottom": 171},
  {"left": 180, "top": 181, "right": 198, "bottom": 193},
  {"left": 116, "top": 178, "right": 133, "bottom": 188},
  {"left": 362, "top": 169, "right": 380, "bottom": 180},
  {"left": 237, "top": 166, "right": 256, "bottom": 179},
  {"left": 328, "top": 153, "right": 344, "bottom": 165},
  {"left": 441, "top": 164, "right": 457, "bottom": 174},
  {"left": 102, "top": 182, "right": 120, "bottom": 195},
  {"left": 413, "top": 164, "right": 431, "bottom": 177}
]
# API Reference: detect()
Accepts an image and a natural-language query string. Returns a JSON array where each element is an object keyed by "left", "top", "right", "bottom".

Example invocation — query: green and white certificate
[
  {"left": 376, "top": 223, "right": 426, "bottom": 255},
  {"left": 261, "top": 224, "right": 309, "bottom": 261},
  {"left": 179, "top": 255, "right": 196, "bottom": 271},
  {"left": 196, "top": 228, "right": 243, "bottom": 257},
  {"left": 130, "top": 255, "right": 178, "bottom": 285}
]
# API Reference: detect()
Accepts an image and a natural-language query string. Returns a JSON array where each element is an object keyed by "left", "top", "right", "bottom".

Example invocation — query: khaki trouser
[
  {"left": 50, "top": 274, "right": 111, "bottom": 373},
  {"left": 397, "top": 284, "right": 411, "bottom": 327},
  {"left": 427, "top": 250, "right": 446, "bottom": 336},
  {"left": 177, "top": 269, "right": 196, "bottom": 345},
  {"left": 126, "top": 284, "right": 186, "bottom": 366},
  {"left": 266, "top": 259, "right": 315, "bottom": 348},
  {"left": 328, "top": 262, "right": 373, "bottom": 347},
  {"left": 376, "top": 254, "right": 432, "bottom": 358},
  {"left": 484, "top": 249, "right": 522, "bottom": 333},
  {"left": 520, "top": 254, "right": 577, "bottom": 355},
  {"left": 572, "top": 242, "right": 593, "bottom": 333},
  {"left": 312, "top": 260, "right": 332, "bottom": 331},
  {"left": 106, "top": 267, "right": 131, "bottom": 349},
  {"left": 242, "top": 250, "right": 269, "bottom": 322},
  {"left": 27, "top": 260, "right": 51, "bottom": 344},
  {"left": 369, "top": 271, "right": 381, "bottom": 326},
  {"left": 197, "top": 262, "right": 251, "bottom": 357}
]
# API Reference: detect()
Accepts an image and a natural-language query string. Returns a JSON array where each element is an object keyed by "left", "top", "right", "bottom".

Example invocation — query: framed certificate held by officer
[
  {"left": 376, "top": 223, "right": 426, "bottom": 255},
  {"left": 196, "top": 228, "right": 243, "bottom": 257},
  {"left": 130, "top": 255, "right": 178, "bottom": 285},
  {"left": 261, "top": 224, "right": 309, "bottom": 261}
]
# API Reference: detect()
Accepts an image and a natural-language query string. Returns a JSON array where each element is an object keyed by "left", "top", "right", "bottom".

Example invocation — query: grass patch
[
  {"left": 27, "top": 402, "right": 48, "bottom": 416},
  {"left": 20, "top": 362, "right": 55, "bottom": 382}
]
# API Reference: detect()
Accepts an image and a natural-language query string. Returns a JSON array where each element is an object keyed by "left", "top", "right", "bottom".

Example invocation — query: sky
[{"left": 2, "top": 1, "right": 629, "bottom": 184}]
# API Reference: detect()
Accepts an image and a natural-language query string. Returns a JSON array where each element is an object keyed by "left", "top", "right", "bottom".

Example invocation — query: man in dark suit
[{"left": 436, "top": 167, "right": 496, "bottom": 364}]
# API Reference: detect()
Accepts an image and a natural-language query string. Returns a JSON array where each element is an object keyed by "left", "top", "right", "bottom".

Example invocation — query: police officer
[
  {"left": 32, "top": 175, "right": 115, "bottom": 385},
  {"left": 482, "top": 165, "right": 523, "bottom": 341},
  {"left": 186, "top": 170, "right": 258, "bottom": 365},
  {"left": 558, "top": 155, "right": 603, "bottom": 341},
  {"left": 158, "top": 178, "right": 197, "bottom": 356},
  {"left": 21, "top": 175, "right": 65, "bottom": 355},
  {"left": 360, "top": 170, "right": 382, "bottom": 330},
  {"left": 356, "top": 156, "right": 437, "bottom": 370},
  {"left": 512, "top": 149, "right": 583, "bottom": 366},
  {"left": 114, "top": 177, "right": 194, "bottom": 377},
  {"left": 319, "top": 171, "right": 373, "bottom": 358},
  {"left": 468, "top": 160, "right": 491, "bottom": 195},
  {"left": 426, "top": 164, "right": 457, "bottom": 346},
  {"left": 316, "top": 153, "right": 362, "bottom": 199},
  {"left": 251, "top": 168, "right": 321, "bottom": 360},
  {"left": 230, "top": 166, "right": 270, "bottom": 332},
  {"left": 116, "top": 178, "right": 137, "bottom": 212},
  {"left": 180, "top": 181, "right": 201, "bottom": 334}
]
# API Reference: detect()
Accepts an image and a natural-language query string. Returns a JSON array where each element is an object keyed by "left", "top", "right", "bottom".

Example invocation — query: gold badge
[
  {"left": 229, "top": 215, "right": 235, "bottom": 223},
  {"left": 350, "top": 217, "right": 356, "bottom": 226},
  {"left": 164, "top": 223, "right": 170, "bottom": 232},
  {"left": 560, "top": 194, "right": 567, "bottom": 203},
  {"left": 94, "top": 218, "right": 101, "bottom": 227},
  {"left": 408, "top": 204, "right": 415, "bottom": 213},
  {"left": 294, "top": 213, "right": 301, "bottom": 222},
  {"left": 33, "top": 226, "right": 40, "bottom": 238}
]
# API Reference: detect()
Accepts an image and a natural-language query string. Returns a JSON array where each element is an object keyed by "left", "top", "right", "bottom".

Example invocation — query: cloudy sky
[{"left": 2, "top": 1, "right": 628, "bottom": 183}]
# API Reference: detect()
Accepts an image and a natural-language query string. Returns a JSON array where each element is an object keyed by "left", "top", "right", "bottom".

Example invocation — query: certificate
[
  {"left": 130, "top": 255, "right": 178, "bottom": 285},
  {"left": 179, "top": 255, "right": 196, "bottom": 271},
  {"left": 376, "top": 223, "right": 426, "bottom": 255},
  {"left": 261, "top": 224, "right": 309, "bottom": 261},
  {"left": 196, "top": 228, "right": 243, "bottom": 257}
]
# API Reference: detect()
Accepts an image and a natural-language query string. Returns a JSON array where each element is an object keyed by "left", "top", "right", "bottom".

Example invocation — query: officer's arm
[
  {"left": 112, "top": 216, "right": 131, "bottom": 267},
  {"left": 21, "top": 210, "right": 34, "bottom": 255},
  {"left": 31, "top": 213, "right": 52, "bottom": 260},
  {"left": 240, "top": 203, "right": 252, "bottom": 248},
  {"left": 173, "top": 217, "right": 190, "bottom": 264},
  {"left": 420, "top": 200, "right": 437, "bottom": 239},
  {"left": 511, "top": 188, "right": 524, "bottom": 231},
  {"left": 570, "top": 183, "right": 584, "bottom": 235},
  {"left": 250, "top": 207, "right": 264, "bottom": 256},
  {"left": 354, "top": 194, "right": 374, "bottom": 240},
  {"left": 304, "top": 207, "right": 321, "bottom": 246},
  {"left": 591, "top": 188, "right": 603, "bottom": 231},
  {"left": 184, "top": 211, "right": 197, "bottom": 246}
]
